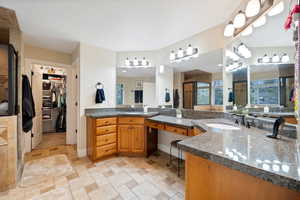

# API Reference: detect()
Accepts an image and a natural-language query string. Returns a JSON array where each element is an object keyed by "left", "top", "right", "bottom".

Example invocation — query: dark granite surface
[
  {"left": 179, "top": 118, "right": 300, "bottom": 192},
  {"left": 248, "top": 112, "right": 295, "bottom": 118},
  {"left": 85, "top": 109, "right": 159, "bottom": 118},
  {"left": 147, "top": 115, "right": 194, "bottom": 128}
]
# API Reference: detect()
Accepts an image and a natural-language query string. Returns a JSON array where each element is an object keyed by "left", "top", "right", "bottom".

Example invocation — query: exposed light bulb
[
  {"left": 233, "top": 11, "right": 246, "bottom": 28},
  {"left": 186, "top": 44, "right": 193, "bottom": 55},
  {"left": 225, "top": 50, "right": 240, "bottom": 61},
  {"left": 178, "top": 48, "right": 184, "bottom": 58},
  {"left": 169, "top": 51, "right": 176, "bottom": 61},
  {"left": 262, "top": 54, "right": 270, "bottom": 63},
  {"left": 141, "top": 57, "right": 147, "bottom": 66},
  {"left": 281, "top": 53, "right": 290, "bottom": 63},
  {"left": 272, "top": 54, "right": 280, "bottom": 63},
  {"left": 253, "top": 15, "right": 266, "bottom": 27},
  {"left": 224, "top": 21, "right": 235, "bottom": 37},
  {"left": 133, "top": 57, "right": 139, "bottom": 66},
  {"left": 245, "top": 0, "right": 261, "bottom": 17},
  {"left": 268, "top": 1, "right": 284, "bottom": 16},
  {"left": 125, "top": 58, "right": 130, "bottom": 66},
  {"left": 237, "top": 43, "right": 252, "bottom": 58},
  {"left": 241, "top": 25, "right": 253, "bottom": 36}
]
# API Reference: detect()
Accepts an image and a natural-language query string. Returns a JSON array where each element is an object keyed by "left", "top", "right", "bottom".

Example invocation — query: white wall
[
  {"left": 156, "top": 66, "right": 174, "bottom": 106},
  {"left": 78, "top": 43, "right": 117, "bottom": 157}
]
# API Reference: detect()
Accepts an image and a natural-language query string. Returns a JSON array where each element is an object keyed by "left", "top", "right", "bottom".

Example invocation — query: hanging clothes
[
  {"left": 290, "top": 88, "right": 295, "bottom": 102},
  {"left": 173, "top": 89, "right": 179, "bottom": 108},
  {"left": 95, "top": 88, "right": 106, "bottom": 103},
  {"left": 22, "top": 75, "right": 36, "bottom": 132},
  {"left": 165, "top": 90, "right": 170, "bottom": 103}
]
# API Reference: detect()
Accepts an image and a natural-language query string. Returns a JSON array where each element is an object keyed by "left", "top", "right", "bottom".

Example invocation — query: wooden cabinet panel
[
  {"left": 118, "top": 125, "right": 131, "bottom": 152},
  {"left": 188, "top": 127, "right": 205, "bottom": 136},
  {"left": 165, "top": 125, "right": 188, "bottom": 135},
  {"left": 96, "top": 125, "right": 116, "bottom": 135},
  {"left": 96, "top": 143, "right": 116, "bottom": 158},
  {"left": 145, "top": 121, "right": 165, "bottom": 130},
  {"left": 96, "top": 133, "right": 116, "bottom": 147},
  {"left": 131, "top": 125, "right": 145, "bottom": 153},
  {"left": 119, "top": 117, "right": 144, "bottom": 125},
  {"left": 96, "top": 117, "right": 117, "bottom": 127}
]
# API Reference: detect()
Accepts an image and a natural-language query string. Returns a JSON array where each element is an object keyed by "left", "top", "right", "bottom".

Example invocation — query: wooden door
[
  {"left": 234, "top": 81, "right": 247, "bottom": 106},
  {"left": 31, "top": 65, "right": 43, "bottom": 149},
  {"left": 131, "top": 125, "right": 144, "bottom": 153},
  {"left": 183, "top": 83, "right": 194, "bottom": 109},
  {"left": 118, "top": 125, "right": 131, "bottom": 152}
]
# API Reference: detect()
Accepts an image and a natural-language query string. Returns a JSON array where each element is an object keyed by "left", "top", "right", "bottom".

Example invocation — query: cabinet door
[
  {"left": 118, "top": 125, "right": 131, "bottom": 152},
  {"left": 131, "top": 125, "right": 145, "bottom": 153}
]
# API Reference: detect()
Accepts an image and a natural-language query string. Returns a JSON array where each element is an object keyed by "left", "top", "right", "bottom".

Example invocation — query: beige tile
[
  {"left": 85, "top": 182, "right": 98, "bottom": 193},
  {"left": 88, "top": 184, "right": 118, "bottom": 200},
  {"left": 132, "top": 181, "right": 161, "bottom": 199},
  {"left": 103, "top": 169, "right": 115, "bottom": 177},
  {"left": 155, "top": 191, "right": 170, "bottom": 200},
  {"left": 72, "top": 188, "right": 90, "bottom": 200},
  {"left": 108, "top": 172, "right": 133, "bottom": 188},
  {"left": 116, "top": 185, "right": 138, "bottom": 200},
  {"left": 125, "top": 179, "right": 138, "bottom": 189}
]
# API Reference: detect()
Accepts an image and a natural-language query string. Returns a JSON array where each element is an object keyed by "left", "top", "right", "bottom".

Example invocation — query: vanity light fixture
[
  {"left": 241, "top": 25, "right": 253, "bottom": 36},
  {"left": 253, "top": 15, "right": 267, "bottom": 27},
  {"left": 178, "top": 48, "right": 184, "bottom": 58},
  {"left": 281, "top": 53, "right": 290, "bottom": 63},
  {"left": 237, "top": 43, "right": 252, "bottom": 59},
  {"left": 133, "top": 57, "right": 139, "bottom": 66},
  {"left": 268, "top": 1, "right": 284, "bottom": 16},
  {"left": 225, "top": 50, "right": 240, "bottom": 61},
  {"left": 245, "top": 0, "right": 261, "bottom": 17},
  {"left": 262, "top": 54, "right": 270, "bottom": 63},
  {"left": 226, "top": 62, "right": 243, "bottom": 72},
  {"left": 271, "top": 54, "right": 280, "bottom": 63},
  {"left": 169, "top": 51, "right": 176, "bottom": 60},
  {"left": 224, "top": 21, "right": 235, "bottom": 37},
  {"left": 123, "top": 57, "right": 151, "bottom": 68},
  {"left": 169, "top": 44, "right": 199, "bottom": 63},
  {"left": 233, "top": 11, "right": 247, "bottom": 28}
]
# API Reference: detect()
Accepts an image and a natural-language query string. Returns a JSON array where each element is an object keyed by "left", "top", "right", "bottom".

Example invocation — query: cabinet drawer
[
  {"left": 96, "top": 125, "right": 116, "bottom": 135},
  {"left": 119, "top": 117, "right": 144, "bottom": 125},
  {"left": 96, "top": 133, "right": 116, "bottom": 146},
  {"left": 96, "top": 143, "right": 116, "bottom": 158},
  {"left": 146, "top": 121, "right": 165, "bottom": 130},
  {"left": 165, "top": 125, "right": 187, "bottom": 135},
  {"left": 96, "top": 117, "right": 117, "bottom": 127}
]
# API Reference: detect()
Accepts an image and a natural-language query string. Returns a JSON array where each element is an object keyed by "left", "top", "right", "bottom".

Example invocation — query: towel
[
  {"left": 173, "top": 89, "right": 179, "bottom": 108},
  {"left": 95, "top": 88, "right": 105, "bottom": 103},
  {"left": 22, "top": 75, "right": 36, "bottom": 132},
  {"left": 228, "top": 91, "right": 234, "bottom": 103},
  {"left": 165, "top": 91, "right": 170, "bottom": 103}
]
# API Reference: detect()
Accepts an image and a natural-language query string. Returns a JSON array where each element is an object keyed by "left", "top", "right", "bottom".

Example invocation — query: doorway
[{"left": 31, "top": 65, "right": 67, "bottom": 150}]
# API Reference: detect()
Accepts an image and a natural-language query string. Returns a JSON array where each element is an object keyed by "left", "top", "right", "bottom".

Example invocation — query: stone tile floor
[{"left": 0, "top": 145, "right": 185, "bottom": 200}]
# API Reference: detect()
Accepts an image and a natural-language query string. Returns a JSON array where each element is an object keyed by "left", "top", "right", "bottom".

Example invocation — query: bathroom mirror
[
  {"left": 116, "top": 67, "right": 156, "bottom": 107},
  {"left": 224, "top": 0, "right": 295, "bottom": 112}
]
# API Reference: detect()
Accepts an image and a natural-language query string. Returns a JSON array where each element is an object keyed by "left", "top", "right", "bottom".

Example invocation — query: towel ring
[{"left": 95, "top": 82, "right": 104, "bottom": 89}]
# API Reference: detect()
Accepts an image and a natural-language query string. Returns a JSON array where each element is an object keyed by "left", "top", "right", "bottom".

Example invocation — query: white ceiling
[
  {"left": 117, "top": 67, "right": 156, "bottom": 78},
  {"left": 169, "top": 49, "right": 223, "bottom": 73},
  {"left": 0, "top": 0, "right": 240, "bottom": 53},
  {"left": 241, "top": 1, "right": 293, "bottom": 47}
]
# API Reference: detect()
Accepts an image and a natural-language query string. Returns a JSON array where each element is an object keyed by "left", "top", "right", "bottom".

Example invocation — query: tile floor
[
  {"left": 34, "top": 133, "right": 66, "bottom": 150},
  {"left": 1, "top": 145, "right": 185, "bottom": 200}
]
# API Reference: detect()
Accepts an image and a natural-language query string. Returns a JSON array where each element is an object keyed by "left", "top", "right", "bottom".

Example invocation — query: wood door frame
[
  {"left": 24, "top": 58, "right": 74, "bottom": 152},
  {"left": 183, "top": 82, "right": 195, "bottom": 109}
]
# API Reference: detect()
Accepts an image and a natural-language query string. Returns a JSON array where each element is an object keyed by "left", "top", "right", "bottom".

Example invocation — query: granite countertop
[
  {"left": 85, "top": 110, "right": 159, "bottom": 118},
  {"left": 147, "top": 115, "right": 194, "bottom": 128},
  {"left": 248, "top": 112, "right": 295, "bottom": 118},
  {"left": 178, "top": 118, "right": 300, "bottom": 192}
]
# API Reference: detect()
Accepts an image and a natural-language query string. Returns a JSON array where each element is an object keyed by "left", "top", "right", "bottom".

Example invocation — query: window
[
  {"left": 116, "top": 84, "right": 124, "bottom": 105},
  {"left": 250, "top": 79, "right": 279, "bottom": 105},
  {"left": 196, "top": 82, "right": 210, "bottom": 105},
  {"left": 214, "top": 80, "right": 223, "bottom": 105}
]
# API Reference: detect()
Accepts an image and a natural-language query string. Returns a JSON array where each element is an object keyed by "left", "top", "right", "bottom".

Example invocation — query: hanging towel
[
  {"left": 95, "top": 88, "right": 106, "bottom": 103},
  {"left": 290, "top": 88, "right": 295, "bottom": 102},
  {"left": 22, "top": 75, "right": 36, "bottom": 133},
  {"left": 165, "top": 91, "right": 170, "bottom": 103},
  {"left": 173, "top": 89, "right": 179, "bottom": 108},
  {"left": 228, "top": 91, "right": 234, "bottom": 103}
]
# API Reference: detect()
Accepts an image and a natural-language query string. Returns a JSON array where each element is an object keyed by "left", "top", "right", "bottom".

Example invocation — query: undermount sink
[{"left": 206, "top": 123, "right": 240, "bottom": 130}]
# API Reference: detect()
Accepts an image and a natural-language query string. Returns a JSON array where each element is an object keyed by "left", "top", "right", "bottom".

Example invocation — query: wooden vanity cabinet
[
  {"left": 87, "top": 117, "right": 117, "bottom": 161},
  {"left": 118, "top": 117, "right": 145, "bottom": 155}
]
